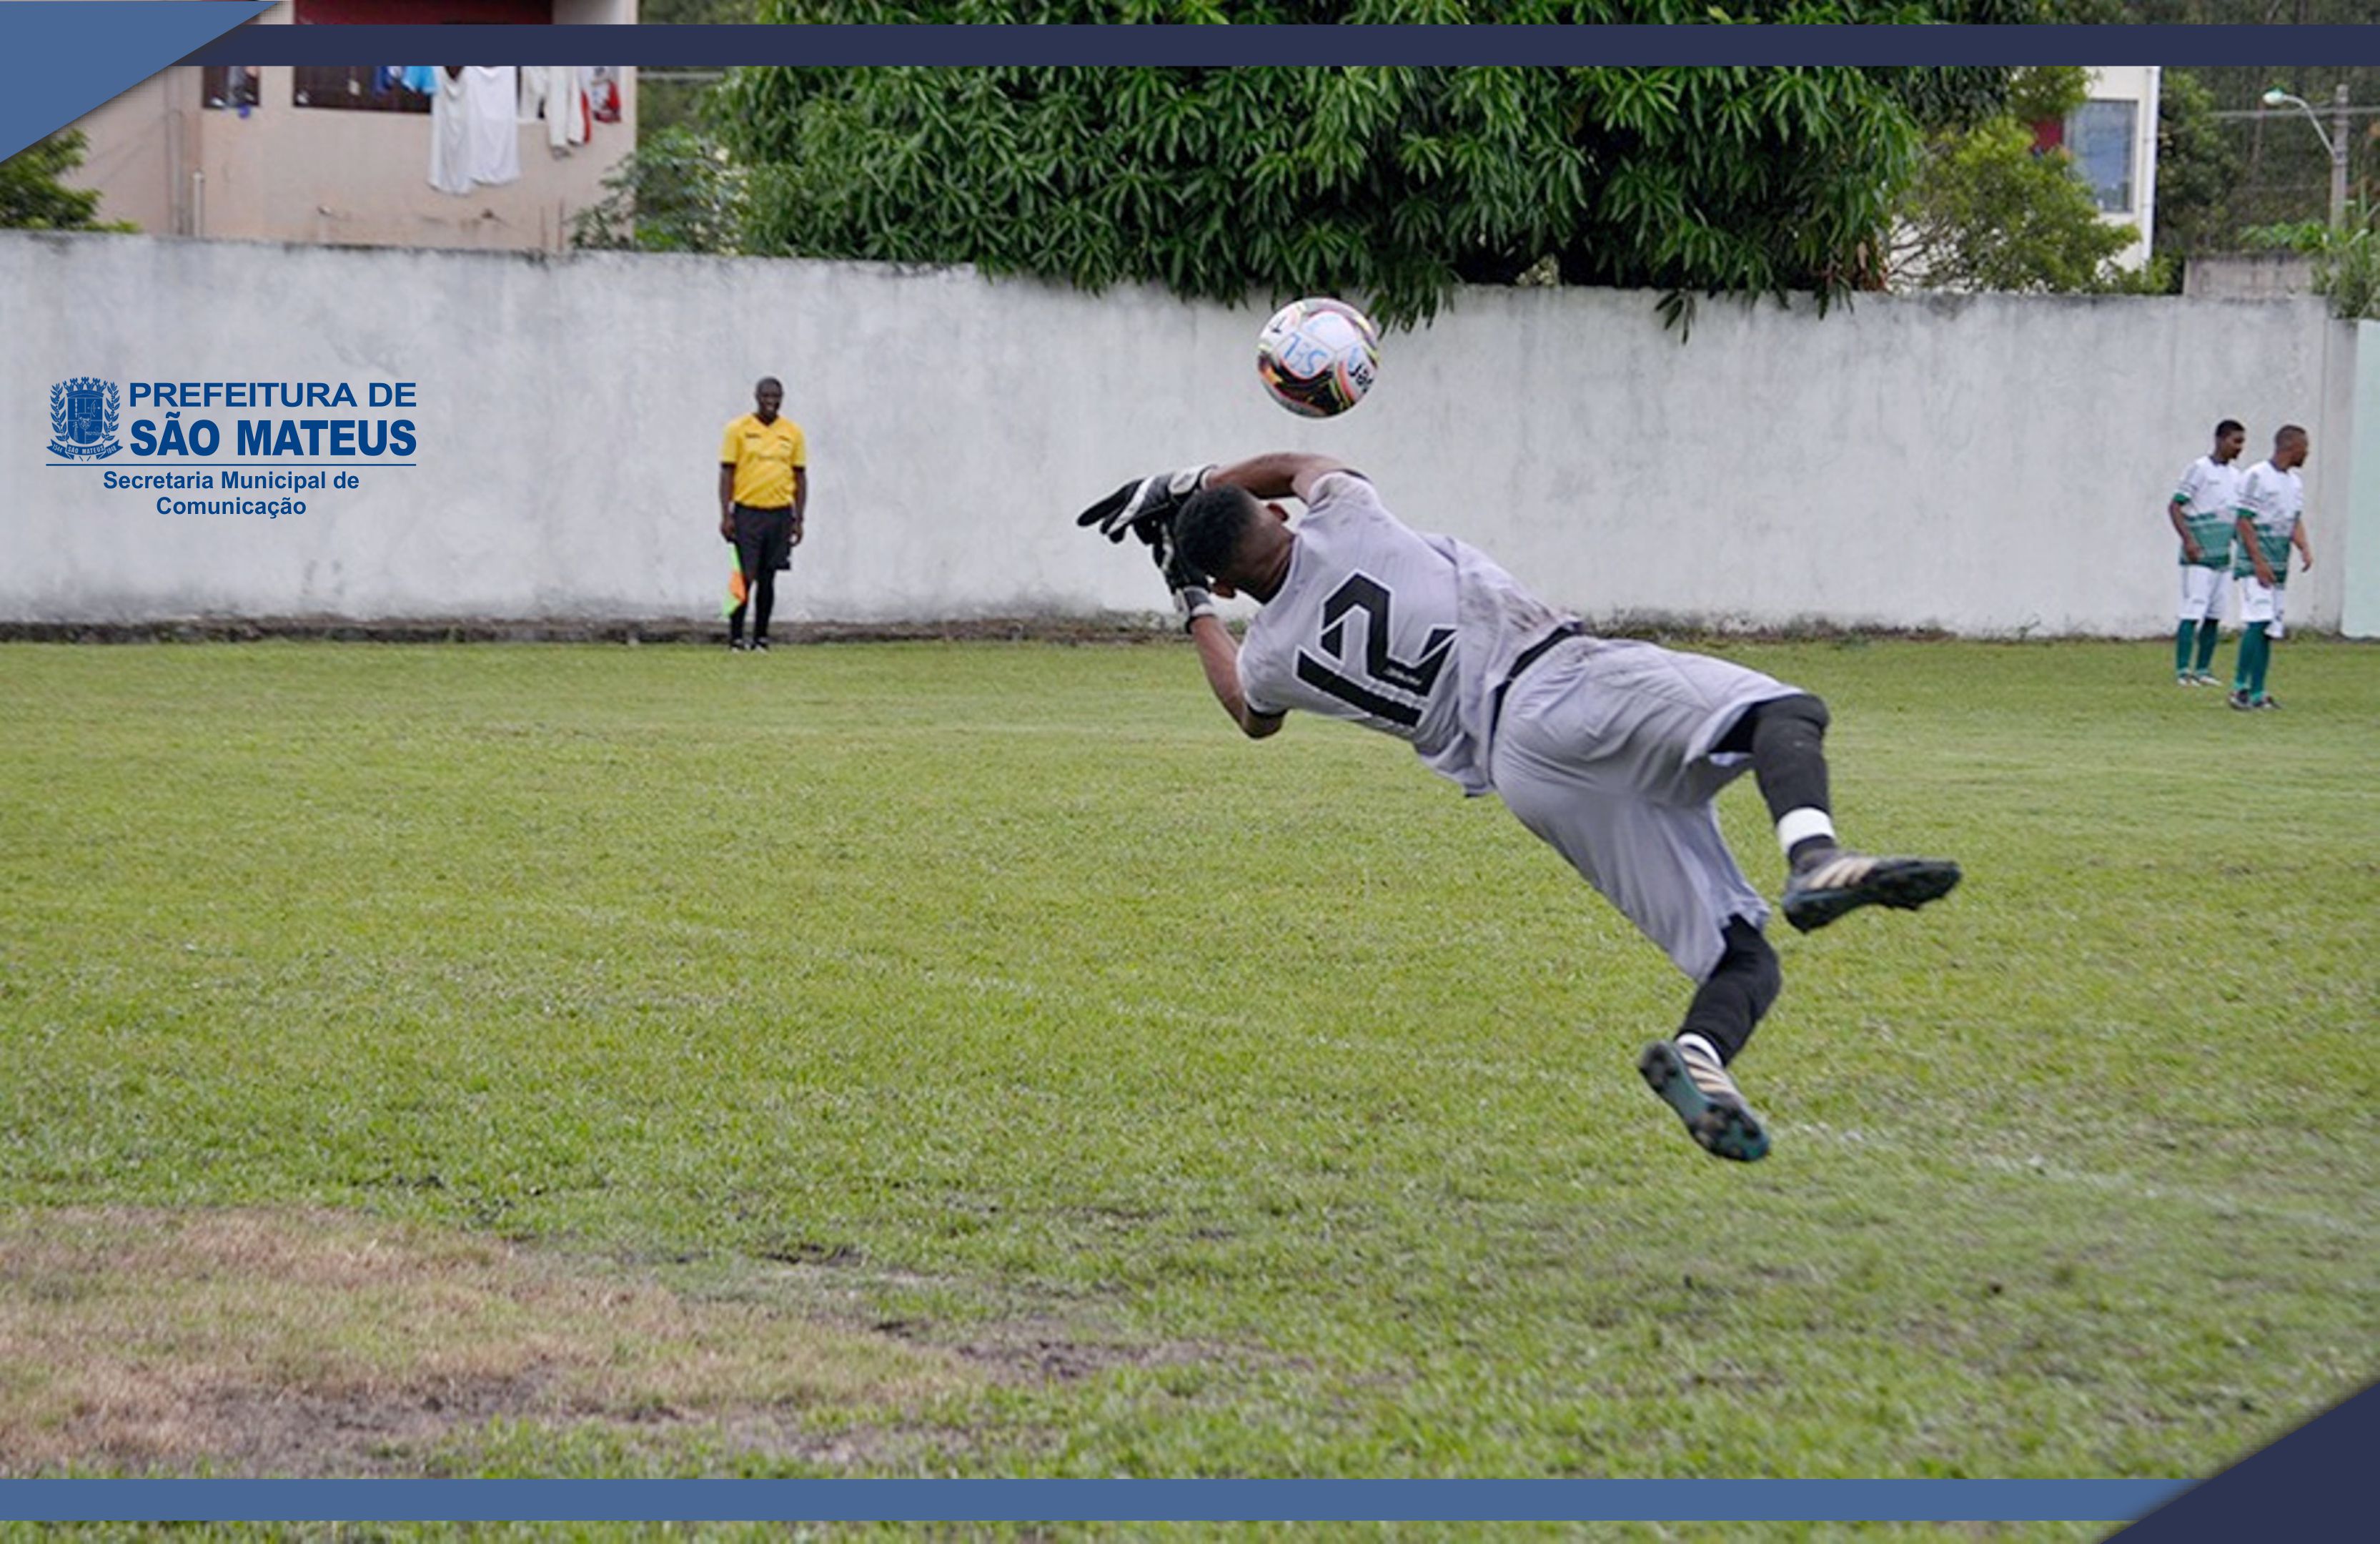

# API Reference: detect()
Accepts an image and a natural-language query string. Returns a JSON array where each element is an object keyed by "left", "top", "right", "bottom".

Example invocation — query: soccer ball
[{"left": 1256, "top": 297, "right": 1379, "bottom": 418}]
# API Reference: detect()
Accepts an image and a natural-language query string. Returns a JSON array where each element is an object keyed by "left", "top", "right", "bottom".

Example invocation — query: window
[
  {"left": 2066, "top": 99, "right": 2137, "bottom": 215},
  {"left": 203, "top": 66, "right": 260, "bottom": 112},
  {"left": 292, "top": 66, "right": 435, "bottom": 114}
]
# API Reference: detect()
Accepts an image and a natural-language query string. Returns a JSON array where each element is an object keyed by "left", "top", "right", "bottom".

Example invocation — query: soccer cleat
[
  {"left": 2190, "top": 670, "right": 2223, "bottom": 686},
  {"left": 1639, "top": 1040, "right": 1770, "bottom": 1162},
  {"left": 1780, "top": 848, "right": 1962, "bottom": 934},
  {"left": 728, "top": 636, "right": 753, "bottom": 652},
  {"left": 2227, "top": 689, "right": 2256, "bottom": 711},
  {"left": 2254, "top": 693, "right": 2280, "bottom": 710},
  {"left": 2176, "top": 673, "right": 2199, "bottom": 687},
  {"left": 752, "top": 638, "right": 772, "bottom": 653}
]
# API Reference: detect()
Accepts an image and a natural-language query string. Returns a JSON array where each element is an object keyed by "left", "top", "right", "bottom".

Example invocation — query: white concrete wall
[
  {"left": 2185, "top": 252, "right": 2316, "bottom": 300},
  {"left": 1, "top": 232, "right": 2359, "bottom": 635},
  {"left": 2346, "top": 321, "right": 2380, "bottom": 640}
]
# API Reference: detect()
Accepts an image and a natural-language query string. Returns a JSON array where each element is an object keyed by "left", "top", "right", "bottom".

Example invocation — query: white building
[{"left": 2048, "top": 65, "right": 2162, "bottom": 273}]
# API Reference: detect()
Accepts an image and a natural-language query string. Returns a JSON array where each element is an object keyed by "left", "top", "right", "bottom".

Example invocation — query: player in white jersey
[
  {"left": 2168, "top": 420, "right": 2245, "bottom": 686},
  {"left": 2227, "top": 425, "right": 2315, "bottom": 711},
  {"left": 1078, "top": 455, "right": 1962, "bottom": 1164}
]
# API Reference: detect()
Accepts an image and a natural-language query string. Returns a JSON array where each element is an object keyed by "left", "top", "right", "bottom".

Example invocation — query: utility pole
[{"left": 2331, "top": 81, "right": 2351, "bottom": 230}]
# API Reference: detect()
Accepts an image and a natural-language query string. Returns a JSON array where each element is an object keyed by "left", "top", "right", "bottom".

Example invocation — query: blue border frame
[{"left": 4, "top": 5, "right": 2373, "bottom": 1528}]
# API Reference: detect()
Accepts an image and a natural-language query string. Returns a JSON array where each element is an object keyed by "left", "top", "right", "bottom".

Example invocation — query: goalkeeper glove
[
  {"left": 1075, "top": 465, "right": 1215, "bottom": 548},
  {"left": 1157, "top": 535, "right": 1216, "bottom": 632}
]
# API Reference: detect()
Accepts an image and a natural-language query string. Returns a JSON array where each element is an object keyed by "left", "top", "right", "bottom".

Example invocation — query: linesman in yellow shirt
[{"left": 718, "top": 377, "right": 809, "bottom": 651}]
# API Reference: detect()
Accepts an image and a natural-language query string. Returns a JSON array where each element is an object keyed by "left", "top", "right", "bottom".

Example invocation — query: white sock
[
  {"left": 1677, "top": 1031, "right": 1723, "bottom": 1066},
  {"left": 1777, "top": 806, "right": 1837, "bottom": 859}
]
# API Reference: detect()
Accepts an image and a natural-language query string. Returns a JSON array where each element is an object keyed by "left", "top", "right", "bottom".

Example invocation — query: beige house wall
[{"left": 66, "top": 1, "right": 636, "bottom": 252}]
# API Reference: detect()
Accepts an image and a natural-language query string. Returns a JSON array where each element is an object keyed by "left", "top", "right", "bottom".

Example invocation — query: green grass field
[{"left": 1, "top": 636, "right": 2372, "bottom": 1512}]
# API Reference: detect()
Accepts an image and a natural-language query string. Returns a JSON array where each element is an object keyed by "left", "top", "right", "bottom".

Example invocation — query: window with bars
[
  {"left": 292, "top": 66, "right": 437, "bottom": 114},
  {"left": 203, "top": 66, "right": 261, "bottom": 111}
]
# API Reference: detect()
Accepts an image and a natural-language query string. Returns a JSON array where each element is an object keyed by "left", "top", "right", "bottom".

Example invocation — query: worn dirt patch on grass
[
  {"left": 670, "top": 1253, "right": 1258, "bottom": 1388},
  {"left": 0, "top": 1208, "right": 983, "bottom": 1476}
]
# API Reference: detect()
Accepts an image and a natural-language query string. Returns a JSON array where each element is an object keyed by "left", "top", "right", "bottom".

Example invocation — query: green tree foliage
[
  {"left": 2000, "top": 62, "right": 2089, "bottom": 127},
  {"left": 715, "top": 4, "right": 2043, "bottom": 329},
  {"left": 573, "top": 126, "right": 751, "bottom": 254},
  {"left": 635, "top": 0, "right": 755, "bottom": 134},
  {"left": 2103, "top": 0, "right": 2380, "bottom": 20},
  {"left": 0, "top": 132, "right": 131, "bottom": 232},
  {"left": 1889, "top": 66, "right": 2134, "bottom": 292},
  {"left": 2247, "top": 202, "right": 2380, "bottom": 318},
  {"left": 2153, "top": 69, "right": 2243, "bottom": 263}
]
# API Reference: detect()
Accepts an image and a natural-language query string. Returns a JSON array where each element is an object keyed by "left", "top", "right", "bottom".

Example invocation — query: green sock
[
  {"left": 2193, "top": 618, "right": 2221, "bottom": 674},
  {"left": 2249, "top": 623, "right": 2274, "bottom": 699},
  {"left": 2174, "top": 621, "right": 2195, "bottom": 676},
  {"left": 2237, "top": 623, "right": 2269, "bottom": 697}
]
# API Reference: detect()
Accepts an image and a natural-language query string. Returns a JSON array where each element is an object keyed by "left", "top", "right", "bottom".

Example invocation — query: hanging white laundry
[
  {"left": 461, "top": 65, "right": 521, "bottom": 187},
  {"left": 427, "top": 66, "right": 472, "bottom": 195},
  {"left": 520, "top": 65, "right": 588, "bottom": 154},
  {"left": 565, "top": 66, "right": 591, "bottom": 148}
]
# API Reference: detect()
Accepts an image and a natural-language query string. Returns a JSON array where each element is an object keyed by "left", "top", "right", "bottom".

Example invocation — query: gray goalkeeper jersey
[{"left": 1235, "top": 470, "right": 1575, "bottom": 797}]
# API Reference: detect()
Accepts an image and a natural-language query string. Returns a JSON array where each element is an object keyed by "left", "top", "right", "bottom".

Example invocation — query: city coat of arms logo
[{"left": 49, "top": 377, "right": 122, "bottom": 460}]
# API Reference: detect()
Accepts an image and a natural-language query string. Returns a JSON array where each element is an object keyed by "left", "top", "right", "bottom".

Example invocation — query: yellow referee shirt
[{"left": 721, "top": 414, "right": 806, "bottom": 510}]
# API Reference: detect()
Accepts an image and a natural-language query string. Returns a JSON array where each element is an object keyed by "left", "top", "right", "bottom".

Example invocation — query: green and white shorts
[
  {"left": 2178, "top": 564, "right": 2231, "bottom": 623},
  {"left": 2238, "top": 575, "right": 2289, "bottom": 638}
]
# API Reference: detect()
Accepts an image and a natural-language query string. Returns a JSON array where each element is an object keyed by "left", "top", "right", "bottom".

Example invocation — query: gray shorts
[{"left": 1487, "top": 638, "right": 1799, "bottom": 981}]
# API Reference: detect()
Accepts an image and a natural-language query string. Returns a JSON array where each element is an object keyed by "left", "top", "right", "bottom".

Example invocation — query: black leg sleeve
[
  {"left": 1719, "top": 693, "right": 1832, "bottom": 827},
  {"left": 1680, "top": 916, "right": 1782, "bottom": 1064}
]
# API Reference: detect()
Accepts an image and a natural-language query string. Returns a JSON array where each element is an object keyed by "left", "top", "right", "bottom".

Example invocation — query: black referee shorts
[{"left": 731, "top": 503, "right": 795, "bottom": 578}]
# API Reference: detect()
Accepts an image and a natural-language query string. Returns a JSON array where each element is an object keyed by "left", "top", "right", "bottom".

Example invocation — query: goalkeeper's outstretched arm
[
  {"left": 1186, "top": 610, "right": 1284, "bottom": 741},
  {"left": 1206, "top": 452, "right": 1352, "bottom": 506}
]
